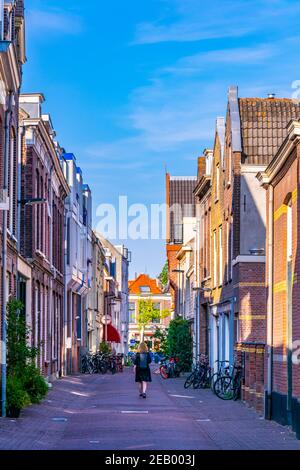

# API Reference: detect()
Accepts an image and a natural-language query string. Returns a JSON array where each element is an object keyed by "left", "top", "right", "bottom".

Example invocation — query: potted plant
[
  {"left": 22, "top": 364, "right": 49, "bottom": 404},
  {"left": 6, "top": 375, "right": 30, "bottom": 418}
]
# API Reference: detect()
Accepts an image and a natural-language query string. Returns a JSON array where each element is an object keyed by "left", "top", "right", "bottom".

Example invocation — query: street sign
[{"left": 130, "top": 339, "right": 136, "bottom": 345}]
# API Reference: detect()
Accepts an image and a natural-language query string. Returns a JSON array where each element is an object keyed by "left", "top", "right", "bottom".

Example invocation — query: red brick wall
[
  {"left": 166, "top": 244, "right": 181, "bottom": 312},
  {"left": 266, "top": 148, "right": 300, "bottom": 400}
]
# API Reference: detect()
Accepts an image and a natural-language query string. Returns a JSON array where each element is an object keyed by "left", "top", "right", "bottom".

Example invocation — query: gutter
[
  {"left": 1, "top": 92, "right": 13, "bottom": 417},
  {"left": 266, "top": 185, "right": 274, "bottom": 419}
]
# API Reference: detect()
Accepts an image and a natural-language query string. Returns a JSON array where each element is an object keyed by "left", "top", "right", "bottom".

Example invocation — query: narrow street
[{"left": 1, "top": 367, "right": 300, "bottom": 451}]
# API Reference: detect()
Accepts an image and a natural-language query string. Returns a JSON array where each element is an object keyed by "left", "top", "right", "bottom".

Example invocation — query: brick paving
[{"left": 1, "top": 366, "right": 300, "bottom": 450}]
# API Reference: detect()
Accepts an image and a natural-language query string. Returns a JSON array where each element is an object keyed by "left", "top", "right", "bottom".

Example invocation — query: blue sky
[{"left": 24, "top": 0, "right": 300, "bottom": 278}]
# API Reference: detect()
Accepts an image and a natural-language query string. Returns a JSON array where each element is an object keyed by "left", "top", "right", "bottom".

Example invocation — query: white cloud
[
  {"left": 163, "top": 45, "right": 279, "bottom": 76},
  {"left": 27, "top": 9, "right": 83, "bottom": 35},
  {"left": 133, "top": 0, "right": 300, "bottom": 45}
]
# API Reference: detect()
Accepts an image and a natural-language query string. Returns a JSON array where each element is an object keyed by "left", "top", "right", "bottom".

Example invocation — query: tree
[
  {"left": 137, "top": 299, "right": 170, "bottom": 342},
  {"left": 158, "top": 261, "right": 168, "bottom": 287},
  {"left": 153, "top": 327, "right": 168, "bottom": 355},
  {"left": 166, "top": 317, "right": 192, "bottom": 371}
]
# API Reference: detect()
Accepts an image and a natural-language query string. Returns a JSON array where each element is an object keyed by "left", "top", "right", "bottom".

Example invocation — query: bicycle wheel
[
  {"left": 87, "top": 362, "right": 94, "bottom": 375},
  {"left": 160, "top": 365, "right": 169, "bottom": 379},
  {"left": 184, "top": 372, "right": 195, "bottom": 389},
  {"left": 211, "top": 372, "right": 219, "bottom": 392},
  {"left": 192, "top": 367, "right": 206, "bottom": 389},
  {"left": 214, "top": 376, "right": 234, "bottom": 400},
  {"left": 200, "top": 369, "right": 210, "bottom": 389},
  {"left": 81, "top": 358, "right": 87, "bottom": 374},
  {"left": 99, "top": 361, "right": 108, "bottom": 374},
  {"left": 233, "top": 373, "right": 242, "bottom": 401}
]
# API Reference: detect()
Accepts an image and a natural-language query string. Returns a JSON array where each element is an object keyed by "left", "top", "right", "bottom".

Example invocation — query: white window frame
[
  {"left": 213, "top": 230, "right": 217, "bottom": 288},
  {"left": 219, "top": 225, "right": 223, "bottom": 286}
]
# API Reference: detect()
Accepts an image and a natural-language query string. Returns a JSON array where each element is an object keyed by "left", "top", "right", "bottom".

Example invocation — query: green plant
[
  {"left": 166, "top": 318, "right": 192, "bottom": 371},
  {"left": 99, "top": 342, "right": 112, "bottom": 355},
  {"left": 7, "top": 299, "right": 39, "bottom": 376},
  {"left": 6, "top": 375, "right": 30, "bottom": 412},
  {"left": 22, "top": 364, "right": 49, "bottom": 404},
  {"left": 158, "top": 261, "right": 168, "bottom": 287},
  {"left": 6, "top": 298, "right": 48, "bottom": 413},
  {"left": 137, "top": 299, "right": 170, "bottom": 342},
  {"left": 153, "top": 327, "right": 168, "bottom": 355}
]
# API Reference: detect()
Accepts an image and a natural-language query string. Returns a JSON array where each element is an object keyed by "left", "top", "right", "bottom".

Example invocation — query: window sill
[{"left": 35, "top": 249, "right": 46, "bottom": 259}]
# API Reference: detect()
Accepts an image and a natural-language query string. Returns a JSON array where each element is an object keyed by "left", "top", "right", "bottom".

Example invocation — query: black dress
[{"left": 134, "top": 352, "right": 152, "bottom": 383}]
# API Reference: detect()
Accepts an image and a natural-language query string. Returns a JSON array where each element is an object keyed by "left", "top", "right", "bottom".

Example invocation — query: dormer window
[{"left": 140, "top": 286, "right": 150, "bottom": 293}]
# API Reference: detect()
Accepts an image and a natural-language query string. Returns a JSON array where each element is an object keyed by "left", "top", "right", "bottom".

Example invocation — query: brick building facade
[
  {"left": 0, "top": 1, "right": 26, "bottom": 412},
  {"left": 19, "top": 94, "right": 69, "bottom": 379},
  {"left": 196, "top": 88, "right": 300, "bottom": 413},
  {"left": 258, "top": 119, "right": 300, "bottom": 438}
]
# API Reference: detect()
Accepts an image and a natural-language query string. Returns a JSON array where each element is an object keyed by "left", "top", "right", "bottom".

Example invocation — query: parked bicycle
[
  {"left": 81, "top": 352, "right": 123, "bottom": 375},
  {"left": 160, "top": 356, "right": 181, "bottom": 379},
  {"left": 184, "top": 361, "right": 201, "bottom": 389},
  {"left": 210, "top": 360, "right": 231, "bottom": 392},
  {"left": 213, "top": 362, "right": 243, "bottom": 400}
]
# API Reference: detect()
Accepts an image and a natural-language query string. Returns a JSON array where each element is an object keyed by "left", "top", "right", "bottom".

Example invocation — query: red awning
[{"left": 104, "top": 324, "right": 121, "bottom": 343}]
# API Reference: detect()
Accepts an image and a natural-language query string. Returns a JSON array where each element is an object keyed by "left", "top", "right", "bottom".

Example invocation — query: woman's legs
[
  {"left": 139, "top": 382, "right": 143, "bottom": 394},
  {"left": 142, "top": 382, "right": 147, "bottom": 394}
]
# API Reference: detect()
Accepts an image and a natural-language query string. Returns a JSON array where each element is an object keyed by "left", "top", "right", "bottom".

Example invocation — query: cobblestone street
[{"left": 1, "top": 367, "right": 300, "bottom": 450}]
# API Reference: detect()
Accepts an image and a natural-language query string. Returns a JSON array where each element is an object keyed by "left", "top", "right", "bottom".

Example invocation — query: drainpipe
[
  {"left": 63, "top": 207, "right": 69, "bottom": 376},
  {"left": 48, "top": 166, "right": 54, "bottom": 382},
  {"left": 266, "top": 184, "right": 274, "bottom": 419},
  {"left": 1, "top": 92, "right": 13, "bottom": 417},
  {"left": 17, "top": 123, "right": 25, "bottom": 253},
  {"left": 76, "top": 274, "right": 85, "bottom": 339}
]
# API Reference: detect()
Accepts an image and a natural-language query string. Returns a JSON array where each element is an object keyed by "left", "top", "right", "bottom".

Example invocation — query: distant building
[
  {"left": 98, "top": 235, "right": 131, "bottom": 354},
  {"left": 128, "top": 274, "right": 172, "bottom": 349},
  {"left": 86, "top": 232, "right": 106, "bottom": 353},
  {"left": 61, "top": 153, "right": 92, "bottom": 374},
  {"left": 165, "top": 174, "right": 197, "bottom": 316}
]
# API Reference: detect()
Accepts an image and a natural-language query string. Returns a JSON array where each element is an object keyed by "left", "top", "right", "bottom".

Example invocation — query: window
[
  {"left": 67, "top": 217, "right": 70, "bottom": 265},
  {"left": 152, "top": 303, "right": 161, "bottom": 323},
  {"left": 230, "top": 216, "right": 234, "bottom": 280},
  {"left": 140, "top": 286, "right": 151, "bottom": 293},
  {"left": 287, "top": 200, "right": 292, "bottom": 263},
  {"left": 226, "top": 220, "right": 229, "bottom": 282},
  {"left": 208, "top": 209, "right": 211, "bottom": 277},
  {"left": 213, "top": 230, "right": 217, "bottom": 288},
  {"left": 8, "top": 128, "right": 17, "bottom": 235},
  {"left": 228, "top": 144, "right": 232, "bottom": 185},
  {"left": 129, "top": 302, "right": 136, "bottom": 323},
  {"left": 216, "top": 165, "right": 220, "bottom": 201},
  {"left": 36, "top": 170, "right": 40, "bottom": 250},
  {"left": 219, "top": 226, "right": 223, "bottom": 286}
]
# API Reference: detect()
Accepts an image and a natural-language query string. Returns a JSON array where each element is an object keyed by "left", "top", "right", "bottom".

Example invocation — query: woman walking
[{"left": 134, "top": 342, "right": 152, "bottom": 398}]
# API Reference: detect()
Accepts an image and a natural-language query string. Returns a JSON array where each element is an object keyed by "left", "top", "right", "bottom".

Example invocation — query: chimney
[{"left": 268, "top": 93, "right": 276, "bottom": 99}]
